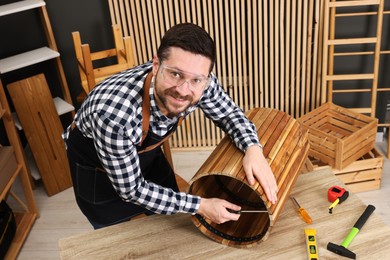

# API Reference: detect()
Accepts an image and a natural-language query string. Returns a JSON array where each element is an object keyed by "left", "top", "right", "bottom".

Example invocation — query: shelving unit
[
  {"left": 0, "top": 0, "right": 74, "bottom": 118},
  {"left": 321, "top": 0, "right": 390, "bottom": 158},
  {"left": 0, "top": 80, "right": 38, "bottom": 260},
  {"left": 0, "top": 0, "right": 75, "bottom": 190},
  {"left": 0, "top": 0, "right": 73, "bottom": 255}
]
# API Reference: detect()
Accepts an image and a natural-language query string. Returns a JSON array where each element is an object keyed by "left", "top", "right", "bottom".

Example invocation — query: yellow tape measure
[{"left": 305, "top": 228, "right": 319, "bottom": 260}]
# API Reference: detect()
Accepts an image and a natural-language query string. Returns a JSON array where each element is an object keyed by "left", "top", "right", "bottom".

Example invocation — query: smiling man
[{"left": 63, "top": 23, "right": 278, "bottom": 229}]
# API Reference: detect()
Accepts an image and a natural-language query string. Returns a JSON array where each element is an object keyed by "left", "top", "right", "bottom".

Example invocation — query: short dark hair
[{"left": 157, "top": 23, "right": 216, "bottom": 73}]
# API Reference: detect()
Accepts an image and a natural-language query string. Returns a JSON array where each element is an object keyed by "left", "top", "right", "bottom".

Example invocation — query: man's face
[{"left": 152, "top": 47, "right": 212, "bottom": 118}]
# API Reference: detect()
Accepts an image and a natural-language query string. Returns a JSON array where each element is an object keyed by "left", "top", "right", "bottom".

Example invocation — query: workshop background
[{"left": 1, "top": 0, "right": 389, "bottom": 148}]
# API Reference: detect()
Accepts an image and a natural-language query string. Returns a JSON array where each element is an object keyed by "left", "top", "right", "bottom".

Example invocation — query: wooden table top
[{"left": 59, "top": 168, "right": 390, "bottom": 259}]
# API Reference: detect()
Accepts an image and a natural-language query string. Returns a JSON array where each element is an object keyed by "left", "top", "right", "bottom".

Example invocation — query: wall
[{"left": 0, "top": 0, "right": 112, "bottom": 107}]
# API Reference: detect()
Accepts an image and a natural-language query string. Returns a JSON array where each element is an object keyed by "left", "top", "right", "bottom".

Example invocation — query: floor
[{"left": 12, "top": 141, "right": 390, "bottom": 260}]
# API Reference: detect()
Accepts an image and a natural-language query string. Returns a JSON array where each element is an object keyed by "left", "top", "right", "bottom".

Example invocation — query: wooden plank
[
  {"left": 371, "top": 0, "right": 384, "bottom": 117},
  {"left": 335, "top": 168, "right": 382, "bottom": 184},
  {"left": 263, "top": 0, "right": 269, "bottom": 108},
  {"left": 295, "top": 0, "right": 303, "bottom": 117},
  {"left": 270, "top": 0, "right": 275, "bottom": 109},
  {"left": 7, "top": 74, "right": 72, "bottom": 196},
  {"left": 326, "top": 73, "right": 374, "bottom": 81},
  {"left": 342, "top": 179, "right": 381, "bottom": 193},
  {"left": 290, "top": 0, "right": 296, "bottom": 115},
  {"left": 328, "top": 37, "right": 377, "bottom": 45},
  {"left": 328, "top": 0, "right": 380, "bottom": 8}
]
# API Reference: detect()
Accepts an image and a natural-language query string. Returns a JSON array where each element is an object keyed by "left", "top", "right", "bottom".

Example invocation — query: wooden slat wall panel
[{"left": 108, "top": 0, "right": 324, "bottom": 150}]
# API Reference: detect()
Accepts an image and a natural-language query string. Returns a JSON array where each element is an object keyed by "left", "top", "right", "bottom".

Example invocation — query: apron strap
[
  {"left": 140, "top": 72, "right": 153, "bottom": 146},
  {"left": 138, "top": 71, "right": 184, "bottom": 153},
  {"left": 138, "top": 117, "right": 183, "bottom": 154}
]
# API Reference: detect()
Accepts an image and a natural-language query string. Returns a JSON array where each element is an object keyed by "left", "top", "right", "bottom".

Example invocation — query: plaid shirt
[{"left": 63, "top": 61, "right": 260, "bottom": 215}]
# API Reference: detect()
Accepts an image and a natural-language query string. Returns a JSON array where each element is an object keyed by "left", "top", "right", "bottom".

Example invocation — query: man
[{"left": 63, "top": 23, "right": 278, "bottom": 229}]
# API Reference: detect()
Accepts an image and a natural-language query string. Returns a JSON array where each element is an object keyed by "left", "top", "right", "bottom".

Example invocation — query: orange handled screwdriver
[{"left": 291, "top": 196, "right": 313, "bottom": 224}]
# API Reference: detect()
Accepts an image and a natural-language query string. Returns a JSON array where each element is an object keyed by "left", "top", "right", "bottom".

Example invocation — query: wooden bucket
[{"left": 189, "top": 107, "right": 310, "bottom": 247}]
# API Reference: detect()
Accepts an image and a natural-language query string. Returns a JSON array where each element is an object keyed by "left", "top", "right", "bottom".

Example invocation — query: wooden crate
[
  {"left": 298, "top": 102, "right": 378, "bottom": 170},
  {"left": 333, "top": 148, "right": 383, "bottom": 193},
  {"left": 302, "top": 148, "right": 383, "bottom": 193}
]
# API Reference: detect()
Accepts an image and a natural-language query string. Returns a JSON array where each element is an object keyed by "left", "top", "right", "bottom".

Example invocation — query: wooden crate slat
[
  {"left": 343, "top": 129, "right": 377, "bottom": 152},
  {"left": 308, "top": 149, "right": 336, "bottom": 167},
  {"left": 343, "top": 179, "right": 381, "bottom": 193},
  {"left": 327, "top": 110, "right": 368, "bottom": 128},
  {"left": 306, "top": 116, "right": 329, "bottom": 129},
  {"left": 308, "top": 148, "right": 383, "bottom": 193},
  {"left": 335, "top": 168, "right": 381, "bottom": 183},
  {"left": 319, "top": 121, "right": 353, "bottom": 138},
  {"left": 329, "top": 103, "right": 376, "bottom": 124}
]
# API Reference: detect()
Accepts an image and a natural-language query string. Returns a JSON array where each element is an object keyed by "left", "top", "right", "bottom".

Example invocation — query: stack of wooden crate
[{"left": 298, "top": 102, "right": 383, "bottom": 193}]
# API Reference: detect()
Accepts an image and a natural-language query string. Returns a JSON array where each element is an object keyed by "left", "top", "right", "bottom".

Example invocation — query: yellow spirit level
[{"left": 305, "top": 228, "right": 319, "bottom": 260}]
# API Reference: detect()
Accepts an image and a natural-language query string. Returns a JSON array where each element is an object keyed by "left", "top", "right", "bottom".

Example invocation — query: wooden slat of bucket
[
  {"left": 262, "top": 112, "right": 291, "bottom": 158},
  {"left": 202, "top": 108, "right": 274, "bottom": 183},
  {"left": 245, "top": 106, "right": 268, "bottom": 125},
  {"left": 213, "top": 140, "right": 240, "bottom": 171},
  {"left": 230, "top": 108, "right": 274, "bottom": 183},
  {"left": 270, "top": 123, "right": 301, "bottom": 178},
  {"left": 251, "top": 120, "right": 301, "bottom": 211},
  {"left": 221, "top": 145, "right": 245, "bottom": 177},
  {"left": 267, "top": 117, "right": 295, "bottom": 165},
  {"left": 270, "top": 139, "right": 310, "bottom": 216},
  {"left": 272, "top": 127, "right": 307, "bottom": 192},
  {"left": 251, "top": 116, "right": 296, "bottom": 195},
  {"left": 270, "top": 138, "right": 310, "bottom": 221},
  {"left": 257, "top": 110, "right": 282, "bottom": 149},
  {"left": 194, "top": 137, "right": 231, "bottom": 176},
  {"left": 245, "top": 105, "right": 270, "bottom": 127}
]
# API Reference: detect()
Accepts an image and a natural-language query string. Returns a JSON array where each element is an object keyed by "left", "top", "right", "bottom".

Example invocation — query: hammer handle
[
  {"left": 341, "top": 204, "right": 375, "bottom": 248},
  {"left": 354, "top": 204, "right": 375, "bottom": 230}
]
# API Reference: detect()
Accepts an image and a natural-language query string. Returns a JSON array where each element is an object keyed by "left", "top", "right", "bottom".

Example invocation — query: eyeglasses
[{"left": 159, "top": 64, "right": 210, "bottom": 91}]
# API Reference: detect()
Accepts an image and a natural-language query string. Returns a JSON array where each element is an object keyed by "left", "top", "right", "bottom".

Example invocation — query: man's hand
[
  {"left": 243, "top": 145, "right": 278, "bottom": 204},
  {"left": 197, "top": 198, "right": 241, "bottom": 224}
]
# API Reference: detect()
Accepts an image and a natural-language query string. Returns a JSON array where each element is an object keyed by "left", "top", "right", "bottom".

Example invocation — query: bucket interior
[{"left": 190, "top": 174, "right": 270, "bottom": 245}]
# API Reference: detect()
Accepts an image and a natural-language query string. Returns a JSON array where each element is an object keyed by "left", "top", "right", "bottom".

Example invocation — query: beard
[{"left": 154, "top": 82, "right": 195, "bottom": 118}]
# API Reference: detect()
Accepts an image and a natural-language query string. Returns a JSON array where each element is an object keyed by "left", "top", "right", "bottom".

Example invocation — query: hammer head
[{"left": 327, "top": 242, "right": 356, "bottom": 259}]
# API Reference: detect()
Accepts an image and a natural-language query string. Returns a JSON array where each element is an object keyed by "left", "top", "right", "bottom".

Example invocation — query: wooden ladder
[{"left": 321, "top": 0, "right": 390, "bottom": 158}]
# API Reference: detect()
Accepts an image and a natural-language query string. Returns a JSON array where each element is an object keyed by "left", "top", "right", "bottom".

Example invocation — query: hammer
[{"left": 327, "top": 204, "right": 376, "bottom": 259}]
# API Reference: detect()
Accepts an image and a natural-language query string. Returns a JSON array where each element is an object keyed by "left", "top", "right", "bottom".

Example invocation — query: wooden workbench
[{"left": 59, "top": 169, "right": 390, "bottom": 259}]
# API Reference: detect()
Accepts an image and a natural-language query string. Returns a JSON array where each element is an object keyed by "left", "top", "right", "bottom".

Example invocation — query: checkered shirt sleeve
[{"left": 198, "top": 75, "right": 261, "bottom": 152}]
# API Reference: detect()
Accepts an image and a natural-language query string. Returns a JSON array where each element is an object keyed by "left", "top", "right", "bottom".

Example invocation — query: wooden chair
[
  {"left": 72, "top": 24, "right": 175, "bottom": 172},
  {"left": 72, "top": 24, "right": 135, "bottom": 98}
]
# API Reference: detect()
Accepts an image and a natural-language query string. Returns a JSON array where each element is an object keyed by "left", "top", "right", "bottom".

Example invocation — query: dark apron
[{"left": 65, "top": 73, "right": 182, "bottom": 226}]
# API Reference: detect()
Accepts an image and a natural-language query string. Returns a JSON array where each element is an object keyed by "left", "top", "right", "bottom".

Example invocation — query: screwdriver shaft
[{"left": 228, "top": 209, "right": 267, "bottom": 214}]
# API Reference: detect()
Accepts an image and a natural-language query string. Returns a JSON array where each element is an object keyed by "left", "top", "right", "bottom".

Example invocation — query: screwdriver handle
[
  {"left": 291, "top": 196, "right": 313, "bottom": 224},
  {"left": 298, "top": 207, "right": 313, "bottom": 224},
  {"left": 227, "top": 209, "right": 240, "bottom": 214}
]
